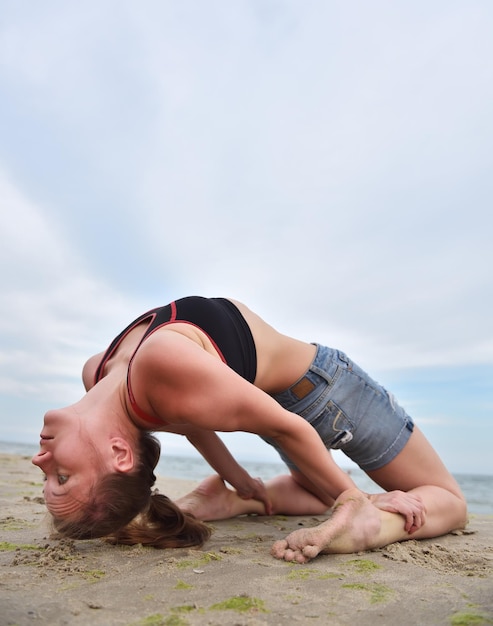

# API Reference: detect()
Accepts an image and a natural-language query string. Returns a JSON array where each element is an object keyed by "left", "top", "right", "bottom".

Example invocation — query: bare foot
[
  {"left": 270, "top": 488, "right": 383, "bottom": 563},
  {"left": 176, "top": 475, "right": 261, "bottom": 521}
]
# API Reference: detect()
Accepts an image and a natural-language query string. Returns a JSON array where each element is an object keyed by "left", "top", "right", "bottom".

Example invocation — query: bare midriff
[{"left": 226, "top": 299, "right": 317, "bottom": 394}]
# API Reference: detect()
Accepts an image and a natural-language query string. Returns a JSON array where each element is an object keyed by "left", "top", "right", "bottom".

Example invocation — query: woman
[{"left": 32, "top": 296, "right": 467, "bottom": 563}]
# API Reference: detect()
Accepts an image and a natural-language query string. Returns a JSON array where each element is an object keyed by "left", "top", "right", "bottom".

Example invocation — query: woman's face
[{"left": 32, "top": 407, "right": 109, "bottom": 518}]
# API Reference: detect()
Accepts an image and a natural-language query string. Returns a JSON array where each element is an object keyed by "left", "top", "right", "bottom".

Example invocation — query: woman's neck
[{"left": 76, "top": 370, "right": 140, "bottom": 441}]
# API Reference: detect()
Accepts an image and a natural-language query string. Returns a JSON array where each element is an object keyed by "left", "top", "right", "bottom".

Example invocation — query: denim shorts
[{"left": 263, "top": 344, "right": 414, "bottom": 472}]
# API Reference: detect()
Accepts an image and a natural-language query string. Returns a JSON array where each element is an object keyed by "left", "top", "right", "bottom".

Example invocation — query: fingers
[
  {"left": 404, "top": 502, "right": 426, "bottom": 533},
  {"left": 254, "top": 477, "right": 273, "bottom": 515},
  {"left": 410, "top": 495, "right": 426, "bottom": 531},
  {"left": 250, "top": 477, "right": 270, "bottom": 515},
  {"left": 373, "top": 491, "right": 426, "bottom": 533},
  {"left": 238, "top": 477, "right": 272, "bottom": 515},
  {"left": 406, "top": 514, "right": 420, "bottom": 534},
  {"left": 404, "top": 512, "right": 414, "bottom": 533}
]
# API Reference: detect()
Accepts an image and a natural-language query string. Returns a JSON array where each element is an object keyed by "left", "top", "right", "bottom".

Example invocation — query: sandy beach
[{"left": 1, "top": 453, "right": 492, "bottom": 626}]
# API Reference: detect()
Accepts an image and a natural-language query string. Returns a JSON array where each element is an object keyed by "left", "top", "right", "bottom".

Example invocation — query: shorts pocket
[{"left": 307, "top": 400, "right": 355, "bottom": 450}]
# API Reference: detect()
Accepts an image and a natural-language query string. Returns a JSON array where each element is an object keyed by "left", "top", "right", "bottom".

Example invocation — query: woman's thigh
[{"left": 367, "top": 425, "right": 463, "bottom": 498}]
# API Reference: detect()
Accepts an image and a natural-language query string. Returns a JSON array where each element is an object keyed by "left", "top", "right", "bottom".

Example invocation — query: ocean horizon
[{"left": 2, "top": 440, "right": 492, "bottom": 515}]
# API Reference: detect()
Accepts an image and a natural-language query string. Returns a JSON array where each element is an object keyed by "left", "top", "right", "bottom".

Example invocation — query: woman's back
[{"left": 84, "top": 297, "right": 316, "bottom": 397}]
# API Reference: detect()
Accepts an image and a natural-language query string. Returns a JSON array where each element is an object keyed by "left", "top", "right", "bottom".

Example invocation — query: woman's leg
[
  {"left": 175, "top": 474, "right": 329, "bottom": 521},
  {"left": 367, "top": 425, "right": 467, "bottom": 538},
  {"left": 271, "top": 427, "right": 468, "bottom": 563}
]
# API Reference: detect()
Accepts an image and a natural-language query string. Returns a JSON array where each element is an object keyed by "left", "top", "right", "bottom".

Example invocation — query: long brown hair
[{"left": 52, "top": 432, "right": 211, "bottom": 548}]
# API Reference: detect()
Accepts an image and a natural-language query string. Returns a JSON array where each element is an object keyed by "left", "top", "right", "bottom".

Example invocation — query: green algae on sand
[
  {"left": 210, "top": 595, "right": 268, "bottom": 613},
  {"left": 341, "top": 582, "right": 393, "bottom": 604}
]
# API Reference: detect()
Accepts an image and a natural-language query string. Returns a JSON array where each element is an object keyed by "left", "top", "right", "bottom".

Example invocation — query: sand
[{"left": 1, "top": 453, "right": 492, "bottom": 626}]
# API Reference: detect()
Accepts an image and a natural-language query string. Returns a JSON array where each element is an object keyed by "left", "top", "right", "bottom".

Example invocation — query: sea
[{"left": 3, "top": 441, "right": 492, "bottom": 515}]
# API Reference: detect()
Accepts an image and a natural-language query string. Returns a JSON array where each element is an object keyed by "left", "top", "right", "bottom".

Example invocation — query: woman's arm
[{"left": 134, "top": 332, "right": 357, "bottom": 503}]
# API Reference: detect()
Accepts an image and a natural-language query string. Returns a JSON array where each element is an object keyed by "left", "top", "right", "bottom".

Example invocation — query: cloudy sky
[{"left": 1, "top": 1, "right": 492, "bottom": 474}]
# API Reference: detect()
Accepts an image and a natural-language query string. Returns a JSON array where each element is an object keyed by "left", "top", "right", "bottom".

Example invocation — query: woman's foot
[
  {"left": 176, "top": 475, "right": 263, "bottom": 521},
  {"left": 270, "top": 488, "right": 384, "bottom": 563}
]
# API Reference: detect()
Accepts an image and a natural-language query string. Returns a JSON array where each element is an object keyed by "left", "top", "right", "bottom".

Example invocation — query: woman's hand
[
  {"left": 178, "top": 427, "right": 273, "bottom": 515},
  {"left": 369, "top": 491, "right": 426, "bottom": 533},
  {"left": 236, "top": 477, "right": 273, "bottom": 515}
]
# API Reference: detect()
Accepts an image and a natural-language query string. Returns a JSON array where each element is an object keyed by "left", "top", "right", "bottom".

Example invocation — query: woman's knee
[{"left": 453, "top": 491, "right": 468, "bottom": 528}]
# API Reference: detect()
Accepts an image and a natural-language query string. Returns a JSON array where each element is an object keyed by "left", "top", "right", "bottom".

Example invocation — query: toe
[
  {"left": 283, "top": 549, "right": 297, "bottom": 562},
  {"left": 270, "top": 539, "right": 288, "bottom": 559},
  {"left": 302, "top": 544, "right": 321, "bottom": 560}
]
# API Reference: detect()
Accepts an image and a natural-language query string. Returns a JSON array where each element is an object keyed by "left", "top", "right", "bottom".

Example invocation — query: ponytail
[
  {"left": 107, "top": 491, "right": 211, "bottom": 548},
  {"left": 52, "top": 432, "right": 211, "bottom": 549}
]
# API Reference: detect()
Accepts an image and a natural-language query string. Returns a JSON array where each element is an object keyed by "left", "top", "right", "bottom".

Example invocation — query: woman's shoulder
[
  {"left": 134, "top": 326, "right": 216, "bottom": 373},
  {"left": 82, "top": 352, "right": 106, "bottom": 390}
]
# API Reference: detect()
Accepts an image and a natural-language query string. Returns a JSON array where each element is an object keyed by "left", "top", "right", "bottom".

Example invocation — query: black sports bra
[{"left": 94, "top": 296, "right": 257, "bottom": 425}]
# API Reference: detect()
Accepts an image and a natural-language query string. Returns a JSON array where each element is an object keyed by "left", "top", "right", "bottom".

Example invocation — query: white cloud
[
  {"left": 0, "top": 3, "right": 491, "bottom": 473},
  {"left": 100, "top": 2, "right": 493, "bottom": 372},
  {"left": 0, "top": 169, "right": 144, "bottom": 405}
]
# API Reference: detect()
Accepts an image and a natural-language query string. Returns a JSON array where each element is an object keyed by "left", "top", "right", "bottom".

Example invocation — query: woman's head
[
  {"left": 32, "top": 406, "right": 138, "bottom": 519},
  {"left": 34, "top": 423, "right": 210, "bottom": 549},
  {"left": 49, "top": 430, "right": 161, "bottom": 539}
]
